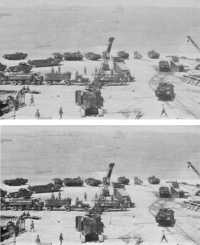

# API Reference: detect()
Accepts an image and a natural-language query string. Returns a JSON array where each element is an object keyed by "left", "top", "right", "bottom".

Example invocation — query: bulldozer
[
  {"left": 155, "top": 208, "right": 175, "bottom": 227},
  {"left": 155, "top": 82, "right": 175, "bottom": 101},
  {"left": 75, "top": 212, "right": 104, "bottom": 242},
  {"left": 75, "top": 86, "right": 104, "bottom": 117}
]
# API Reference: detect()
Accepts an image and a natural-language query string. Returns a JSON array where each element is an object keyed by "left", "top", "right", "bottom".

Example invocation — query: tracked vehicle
[
  {"left": 75, "top": 87, "right": 104, "bottom": 117},
  {"left": 155, "top": 208, "right": 175, "bottom": 226},
  {"left": 159, "top": 186, "right": 171, "bottom": 198},
  {"left": 76, "top": 212, "right": 104, "bottom": 242},
  {"left": 155, "top": 82, "right": 175, "bottom": 101}
]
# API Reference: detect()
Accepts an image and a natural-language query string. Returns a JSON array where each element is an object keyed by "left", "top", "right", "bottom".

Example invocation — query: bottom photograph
[{"left": 0, "top": 126, "right": 200, "bottom": 245}]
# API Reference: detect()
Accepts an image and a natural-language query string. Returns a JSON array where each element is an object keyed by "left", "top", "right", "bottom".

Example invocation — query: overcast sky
[{"left": 0, "top": 0, "right": 199, "bottom": 8}]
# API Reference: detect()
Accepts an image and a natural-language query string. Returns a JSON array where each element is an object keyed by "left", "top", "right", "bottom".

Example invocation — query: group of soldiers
[
  {"left": 30, "top": 220, "right": 64, "bottom": 245},
  {"left": 30, "top": 95, "right": 64, "bottom": 119}
]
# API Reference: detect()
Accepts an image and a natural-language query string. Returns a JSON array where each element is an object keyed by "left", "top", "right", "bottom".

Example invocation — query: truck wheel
[
  {"left": 80, "top": 234, "right": 86, "bottom": 243},
  {"left": 80, "top": 108, "right": 85, "bottom": 117},
  {"left": 99, "top": 234, "right": 104, "bottom": 242}
]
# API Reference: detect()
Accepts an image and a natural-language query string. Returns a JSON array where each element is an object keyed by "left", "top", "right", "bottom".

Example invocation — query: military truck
[
  {"left": 155, "top": 208, "right": 175, "bottom": 226},
  {"left": 75, "top": 87, "right": 104, "bottom": 117},
  {"left": 45, "top": 197, "right": 71, "bottom": 210},
  {"left": 159, "top": 186, "right": 171, "bottom": 198},
  {"left": 5, "top": 198, "right": 44, "bottom": 210},
  {"left": 155, "top": 82, "right": 175, "bottom": 101},
  {"left": 75, "top": 212, "right": 104, "bottom": 242},
  {"left": 0, "top": 62, "right": 7, "bottom": 72},
  {"left": 159, "top": 60, "right": 171, "bottom": 72}
]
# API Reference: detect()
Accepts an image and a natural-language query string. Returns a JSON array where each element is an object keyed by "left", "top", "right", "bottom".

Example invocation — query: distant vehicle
[
  {"left": 28, "top": 58, "right": 61, "bottom": 67},
  {"left": 0, "top": 63, "right": 7, "bottom": 72},
  {"left": 4, "top": 198, "right": 44, "bottom": 210},
  {"left": 45, "top": 197, "right": 71, "bottom": 210},
  {"left": 159, "top": 186, "right": 171, "bottom": 198},
  {"left": 76, "top": 212, "right": 104, "bottom": 242},
  {"left": 155, "top": 82, "right": 175, "bottom": 101},
  {"left": 148, "top": 50, "right": 160, "bottom": 59},
  {"left": 64, "top": 52, "right": 83, "bottom": 61},
  {"left": 85, "top": 52, "right": 101, "bottom": 61},
  {"left": 3, "top": 52, "right": 27, "bottom": 60},
  {"left": 7, "top": 63, "right": 32, "bottom": 73},
  {"left": 117, "top": 51, "right": 129, "bottom": 60},
  {"left": 63, "top": 177, "right": 83, "bottom": 187},
  {"left": 159, "top": 60, "right": 171, "bottom": 72},
  {"left": 155, "top": 208, "right": 175, "bottom": 226},
  {"left": 85, "top": 178, "right": 102, "bottom": 187},
  {"left": 134, "top": 177, "right": 143, "bottom": 185},
  {"left": 112, "top": 182, "right": 125, "bottom": 189},
  {"left": 4, "top": 178, "right": 28, "bottom": 186},
  {"left": 117, "top": 176, "right": 130, "bottom": 185},
  {"left": 29, "top": 183, "right": 61, "bottom": 193},
  {"left": 133, "top": 51, "right": 143, "bottom": 59},
  {"left": 75, "top": 87, "right": 104, "bottom": 117},
  {"left": 0, "top": 217, "right": 26, "bottom": 241},
  {"left": 148, "top": 176, "right": 160, "bottom": 184}
]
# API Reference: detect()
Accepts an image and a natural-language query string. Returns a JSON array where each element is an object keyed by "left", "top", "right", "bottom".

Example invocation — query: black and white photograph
[
  {"left": 0, "top": 0, "right": 200, "bottom": 119},
  {"left": 0, "top": 126, "right": 200, "bottom": 244}
]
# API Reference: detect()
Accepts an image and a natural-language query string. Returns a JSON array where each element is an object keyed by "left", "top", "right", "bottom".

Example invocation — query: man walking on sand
[
  {"left": 160, "top": 104, "right": 168, "bottom": 117},
  {"left": 30, "top": 94, "right": 35, "bottom": 106},
  {"left": 161, "top": 231, "right": 168, "bottom": 243},
  {"left": 30, "top": 220, "right": 35, "bottom": 232},
  {"left": 35, "top": 234, "right": 41, "bottom": 245},
  {"left": 59, "top": 233, "right": 63, "bottom": 245},
  {"left": 59, "top": 106, "right": 63, "bottom": 119},
  {"left": 35, "top": 109, "right": 40, "bottom": 119}
]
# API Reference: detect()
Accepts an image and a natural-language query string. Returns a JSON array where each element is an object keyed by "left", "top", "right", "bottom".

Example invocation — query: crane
[
  {"left": 101, "top": 163, "right": 115, "bottom": 197},
  {"left": 103, "top": 162, "right": 115, "bottom": 185},
  {"left": 103, "top": 37, "right": 115, "bottom": 60},
  {"left": 187, "top": 36, "right": 200, "bottom": 54},
  {"left": 187, "top": 161, "right": 200, "bottom": 179}
]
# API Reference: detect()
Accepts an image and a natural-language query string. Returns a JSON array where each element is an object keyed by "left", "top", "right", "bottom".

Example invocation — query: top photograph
[{"left": 0, "top": 0, "right": 200, "bottom": 119}]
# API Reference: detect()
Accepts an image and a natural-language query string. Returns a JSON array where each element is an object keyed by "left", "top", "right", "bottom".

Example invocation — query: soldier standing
[
  {"left": 59, "top": 233, "right": 63, "bottom": 245},
  {"left": 59, "top": 106, "right": 63, "bottom": 119},
  {"left": 30, "top": 220, "right": 35, "bottom": 232},
  {"left": 30, "top": 94, "right": 35, "bottom": 106},
  {"left": 35, "top": 234, "right": 41, "bottom": 245},
  {"left": 84, "top": 192, "right": 87, "bottom": 201},
  {"left": 35, "top": 109, "right": 40, "bottom": 119}
]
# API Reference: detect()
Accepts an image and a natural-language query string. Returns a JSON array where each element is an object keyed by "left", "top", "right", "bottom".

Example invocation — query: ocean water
[
  {"left": 0, "top": 6, "right": 200, "bottom": 59},
  {"left": 1, "top": 127, "right": 200, "bottom": 184}
]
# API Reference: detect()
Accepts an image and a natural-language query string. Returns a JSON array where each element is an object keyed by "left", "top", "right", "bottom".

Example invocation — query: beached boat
[{"left": 3, "top": 52, "right": 27, "bottom": 60}]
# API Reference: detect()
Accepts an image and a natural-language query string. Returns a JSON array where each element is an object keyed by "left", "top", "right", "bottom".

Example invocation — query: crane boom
[
  {"left": 187, "top": 36, "right": 200, "bottom": 53},
  {"left": 187, "top": 161, "right": 200, "bottom": 178},
  {"left": 103, "top": 163, "right": 115, "bottom": 186}
]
